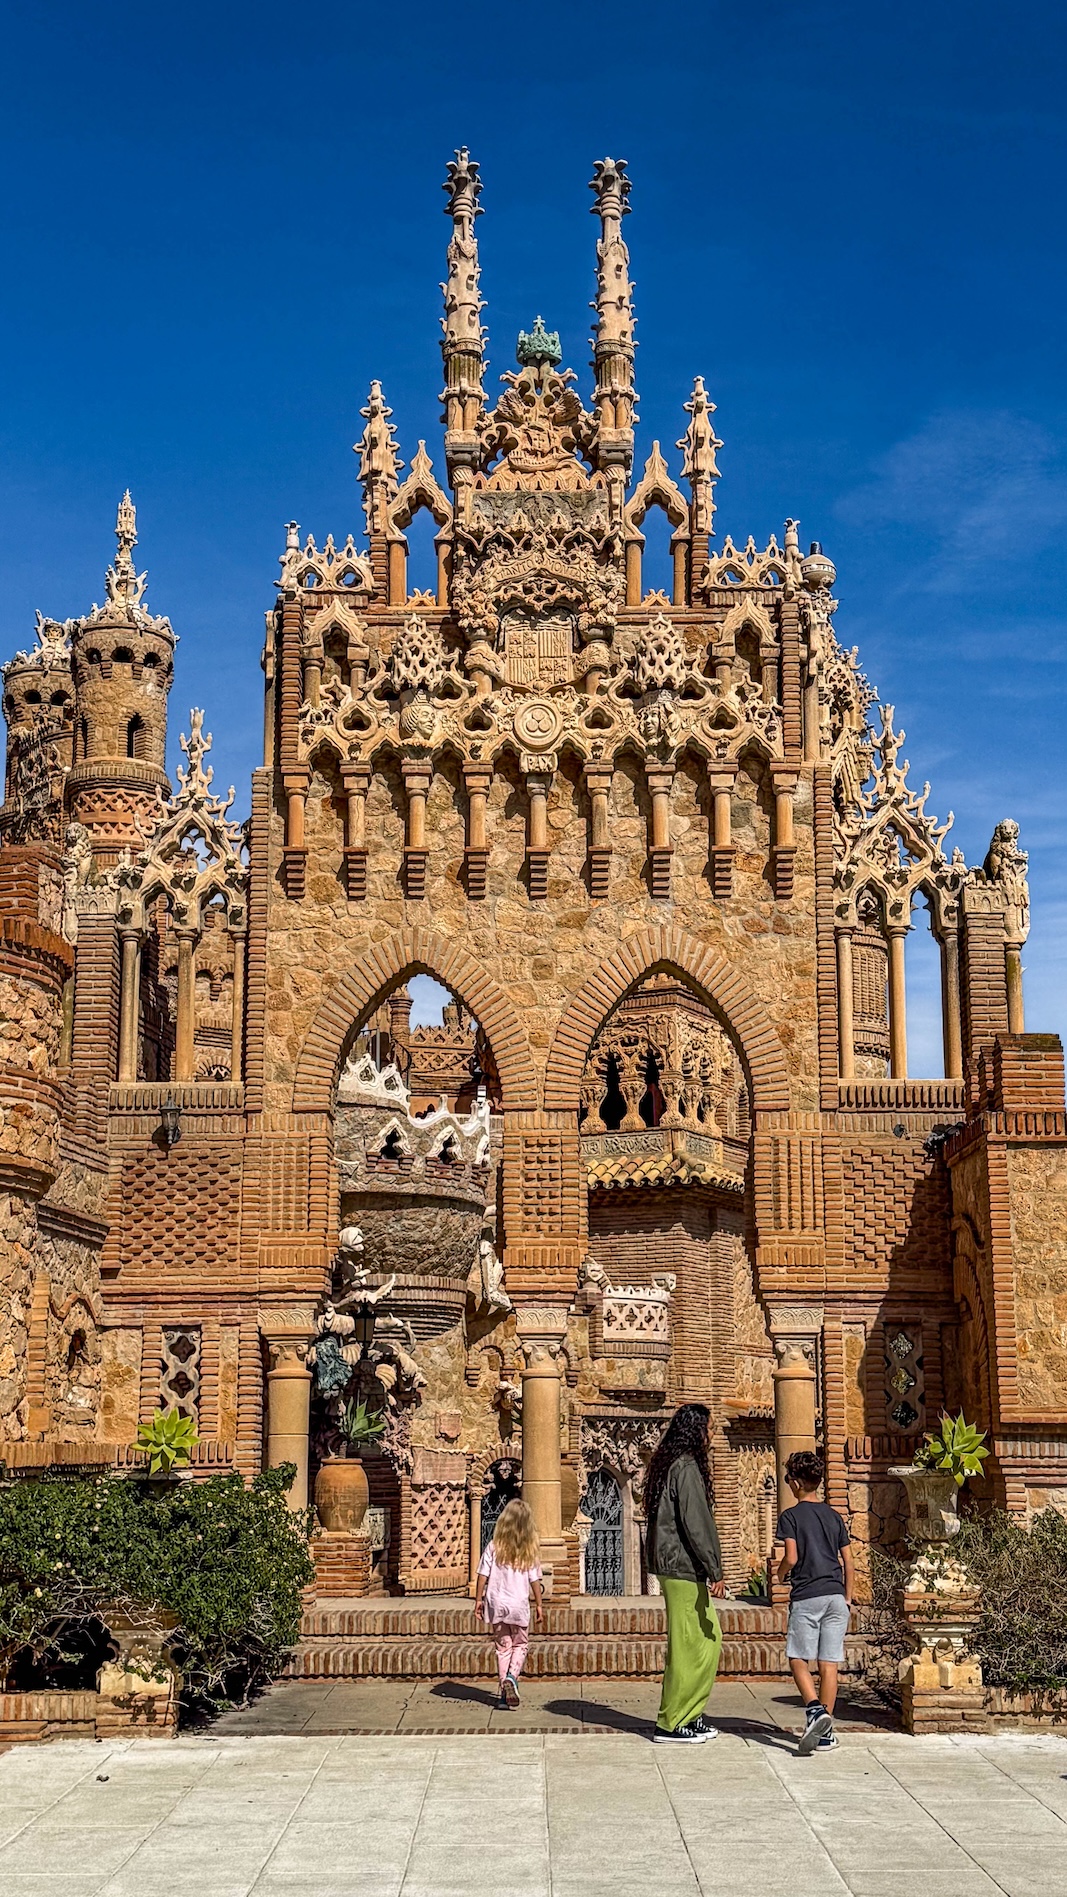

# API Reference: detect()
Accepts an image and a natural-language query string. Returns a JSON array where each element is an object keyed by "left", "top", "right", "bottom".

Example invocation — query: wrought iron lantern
[
  {"left": 350, "top": 1303, "right": 378, "bottom": 1355},
  {"left": 158, "top": 1095, "right": 183, "bottom": 1150}
]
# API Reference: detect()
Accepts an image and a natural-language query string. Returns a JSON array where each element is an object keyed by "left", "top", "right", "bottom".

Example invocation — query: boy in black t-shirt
[{"left": 776, "top": 1450, "right": 854, "bottom": 1755}]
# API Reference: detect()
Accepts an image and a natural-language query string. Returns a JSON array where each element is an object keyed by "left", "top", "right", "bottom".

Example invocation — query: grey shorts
[{"left": 786, "top": 1594, "right": 850, "bottom": 1663}]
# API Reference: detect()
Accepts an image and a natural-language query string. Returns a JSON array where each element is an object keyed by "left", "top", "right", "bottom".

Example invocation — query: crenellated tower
[
  {"left": 66, "top": 493, "right": 175, "bottom": 865},
  {"left": 0, "top": 615, "right": 76, "bottom": 844}
]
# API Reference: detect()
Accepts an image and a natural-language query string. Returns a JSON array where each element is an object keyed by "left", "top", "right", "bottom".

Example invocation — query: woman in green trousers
[{"left": 644, "top": 1403, "right": 726, "bottom": 1744}]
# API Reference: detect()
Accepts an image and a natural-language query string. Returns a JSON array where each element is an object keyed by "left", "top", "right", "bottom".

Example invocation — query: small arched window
[
  {"left": 78, "top": 715, "right": 90, "bottom": 759},
  {"left": 126, "top": 715, "right": 147, "bottom": 760},
  {"left": 112, "top": 646, "right": 135, "bottom": 665}
]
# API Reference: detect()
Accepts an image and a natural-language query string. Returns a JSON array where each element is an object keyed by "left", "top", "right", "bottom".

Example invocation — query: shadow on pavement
[{"left": 430, "top": 1681, "right": 500, "bottom": 1707}]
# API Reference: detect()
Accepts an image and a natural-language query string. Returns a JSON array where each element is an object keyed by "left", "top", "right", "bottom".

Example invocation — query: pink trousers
[{"left": 492, "top": 1621, "right": 529, "bottom": 1685}]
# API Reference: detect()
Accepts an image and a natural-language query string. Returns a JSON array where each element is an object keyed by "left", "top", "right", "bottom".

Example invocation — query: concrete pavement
[{"left": 1, "top": 1724, "right": 1066, "bottom": 1897}]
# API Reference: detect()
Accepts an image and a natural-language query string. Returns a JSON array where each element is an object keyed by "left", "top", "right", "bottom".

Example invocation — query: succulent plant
[
  {"left": 136, "top": 1408, "right": 199, "bottom": 1475},
  {"left": 339, "top": 1398, "right": 386, "bottom": 1450},
  {"left": 912, "top": 1412, "right": 989, "bottom": 1488}
]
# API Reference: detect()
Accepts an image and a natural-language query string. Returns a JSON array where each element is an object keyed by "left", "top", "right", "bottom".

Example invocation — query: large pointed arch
[
  {"left": 543, "top": 924, "right": 791, "bottom": 1114},
  {"left": 292, "top": 927, "right": 539, "bottom": 1113}
]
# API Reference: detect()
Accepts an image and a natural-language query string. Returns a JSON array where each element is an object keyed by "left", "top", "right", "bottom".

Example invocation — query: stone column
[
  {"left": 940, "top": 923, "right": 963, "bottom": 1079},
  {"left": 769, "top": 1309, "right": 821, "bottom": 1517},
  {"left": 401, "top": 758, "right": 432, "bottom": 899},
  {"left": 523, "top": 756, "right": 554, "bottom": 904},
  {"left": 467, "top": 1488, "right": 482, "bottom": 1595},
  {"left": 645, "top": 762, "right": 675, "bottom": 902},
  {"left": 707, "top": 767, "right": 735, "bottom": 900},
  {"left": 463, "top": 762, "right": 492, "bottom": 900},
  {"left": 263, "top": 1335, "right": 313, "bottom": 1512},
  {"left": 584, "top": 761, "right": 613, "bottom": 901},
  {"left": 229, "top": 928, "right": 246, "bottom": 1084},
  {"left": 887, "top": 926, "right": 908, "bottom": 1079},
  {"left": 341, "top": 760, "right": 371, "bottom": 901},
  {"left": 174, "top": 928, "right": 198, "bottom": 1083},
  {"left": 1005, "top": 942, "right": 1025, "bottom": 1035},
  {"left": 836, "top": 929, "right": 855, "bottom": 1080},
  {"left": 117, "top": 929, "right": 141, "bottom": 1083},
  {"left": 771, "top": 769, "right": 798, "bottom": 900},
  {"left": 516, "top": 1308, "right": 568, "bottom": 1593}
]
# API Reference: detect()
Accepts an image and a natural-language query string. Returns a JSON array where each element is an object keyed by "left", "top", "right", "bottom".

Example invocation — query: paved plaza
[{"left": 1, "top": 1697, "right": 1066, "bottom": 1897}]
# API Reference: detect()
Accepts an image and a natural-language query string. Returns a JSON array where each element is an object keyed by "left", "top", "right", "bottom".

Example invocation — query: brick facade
[{"left": 1, "top": 153, "right": 1065, "bottom": 1626}]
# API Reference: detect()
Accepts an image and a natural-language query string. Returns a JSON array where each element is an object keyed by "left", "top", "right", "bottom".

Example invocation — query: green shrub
[
  {"left": 860, "top": 1510, "right": 1067, "bottom": 1700},
  {"left": 0, "top": 1465, "right": 314, "bottom": 1710},
  {"left": 954, "top": 1507, "right": 1067, "bottom": 1695}
]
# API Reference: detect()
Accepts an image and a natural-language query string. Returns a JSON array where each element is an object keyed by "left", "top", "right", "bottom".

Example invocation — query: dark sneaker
[
  {"left": 653, "top": 1722, "right": 708, "bottom": 1744},
  {"left": 692, "top": 1714, "right": 720, "bottom": 1739},
  {"left": 494, "top": 1691, "right": 510, "bottom": 1710},
  {"left": 797, "top": 1703, "right": 833, "bottom": 1756},
  {"left": 817, "top": 1729, "right": 839, "bottom": 1750},
  {"left": 503, "top": 1673, "right": 521, "bottom": 1708}
]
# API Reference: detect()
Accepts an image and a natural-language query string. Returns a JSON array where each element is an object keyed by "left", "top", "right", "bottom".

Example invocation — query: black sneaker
[
  {"left": 692, "top": 1714, "right": 720, "bottom": 1739},
  {"left": 653, "top": 1722, "right": 708, "bottom": 1744},
  {"left": 797, "top": 1702, "right": 833, "bottom": 1756},
  {"left": 817, "top": 1728, "right": 839, "bottom": 1750},
  {"left": 494, "top": 1691, "right": 510, "bottom": 1710}
]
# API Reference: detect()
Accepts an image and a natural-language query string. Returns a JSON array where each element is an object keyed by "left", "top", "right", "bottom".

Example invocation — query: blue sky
[{"left": 2, "top": 2, "right": 1064, "bottom": 1063}]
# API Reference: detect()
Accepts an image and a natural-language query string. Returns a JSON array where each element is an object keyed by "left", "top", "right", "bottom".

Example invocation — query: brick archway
[
  {"left": 292, "top": 928, "right": 540, "bottom": 1113},
  {"left": 543, "top": 925, "right": 791, "bottom": 1114}
]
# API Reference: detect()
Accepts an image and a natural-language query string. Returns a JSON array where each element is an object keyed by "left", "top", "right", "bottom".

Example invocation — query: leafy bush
[
  {"left": 0, "top": 1465, "right": 314, "bottom": 1710},
  {"left": 954, "top": 1507, "right": 1067, "bottom": 1695},
  {"left": 860, "top": 1510, "right": 1067, "bottom": 1700}
]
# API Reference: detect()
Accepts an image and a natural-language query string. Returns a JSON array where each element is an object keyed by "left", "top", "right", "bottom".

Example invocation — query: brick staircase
[{"left": 288, "top": 1597, "right": 868, "bottom": 1681}]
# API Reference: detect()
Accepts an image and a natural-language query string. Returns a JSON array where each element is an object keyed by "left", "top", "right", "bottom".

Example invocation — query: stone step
[
  {"left": 300, "top": 1601, "right": 787, "bottom": 1641},
  {"left": 285, "top": 1631, "right": 869, "bottom": 1680}
]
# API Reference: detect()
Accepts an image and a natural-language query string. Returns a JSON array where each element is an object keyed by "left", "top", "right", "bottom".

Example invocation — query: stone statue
[{"left": 471, "top": 1234, "right": 511, "bottom": 1313}]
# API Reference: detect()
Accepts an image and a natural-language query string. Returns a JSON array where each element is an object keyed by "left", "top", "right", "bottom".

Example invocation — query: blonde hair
[{"left": 492, "top": 1498, "right": 540, "bottom": 1570}]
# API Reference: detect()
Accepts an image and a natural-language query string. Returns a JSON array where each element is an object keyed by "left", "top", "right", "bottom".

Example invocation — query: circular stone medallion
[{"left": 513, "top": 698, "right": 564, "bottom": 752}]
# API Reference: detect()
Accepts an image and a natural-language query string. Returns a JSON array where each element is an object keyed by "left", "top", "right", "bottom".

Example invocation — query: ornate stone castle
[{"left": 2, "top": 152, "right": 1065, "bottom": 1609}]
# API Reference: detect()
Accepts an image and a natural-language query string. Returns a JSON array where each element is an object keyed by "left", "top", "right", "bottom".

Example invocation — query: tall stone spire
[
  {"left": 441, "top": 147, "right": 486, "bottom": 480},
  {"left": 589, "top": 157, "right": 636, "bottom": 482},
  {"left": 677, "top": 377, "right": 723, "bottom": 547},
  {"left": 105, "top": 490, "right": 148, "bottom": 609}
]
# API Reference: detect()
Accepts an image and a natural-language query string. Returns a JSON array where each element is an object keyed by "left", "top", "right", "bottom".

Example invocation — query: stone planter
[
  {"left": 95, "top": 1600, "right": 180, "bottom": 1738},
  {"left": 889, "top": 1464, "right": 961, "bottom": 1543},
  {"left": 315, "top": 1455, "right": 370, "bottom": 1534}
]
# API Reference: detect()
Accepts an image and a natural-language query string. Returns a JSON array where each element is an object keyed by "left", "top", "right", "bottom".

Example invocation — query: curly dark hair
[
  {"left": 642, "top": 1403, "right": 713, "bottom": 1537},
  {"left": 785, "top": 1450, "right": 824, "bottom": 1491}
]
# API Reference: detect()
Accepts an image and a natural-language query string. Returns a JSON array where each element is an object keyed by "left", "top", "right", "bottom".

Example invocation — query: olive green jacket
[{"left": 646, "top": 1454, "right": 723, "bottom": 1584}]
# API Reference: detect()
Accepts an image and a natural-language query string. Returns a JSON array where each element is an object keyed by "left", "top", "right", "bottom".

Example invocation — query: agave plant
[
  {"left": 339, "top": 1398, "right": 386, "bottom": 1451},
  {"left": 136, "top": 1408, "right": 199, "bottom": 1475},
  {"left": 912, "top": 1412, "right": 989, "bottom": 1488}
]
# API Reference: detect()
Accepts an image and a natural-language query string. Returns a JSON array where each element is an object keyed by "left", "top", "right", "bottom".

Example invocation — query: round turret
[
  {"left": 0, "top": 617, "right": 75, "bottom": 843},
  {"left": 65, "top": 494, "right": 175, "bottom": 863}
]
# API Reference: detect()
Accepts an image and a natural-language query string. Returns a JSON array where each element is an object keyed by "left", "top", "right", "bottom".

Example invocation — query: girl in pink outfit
[{"left": 475, "top": 1498, "right": 544, "bottom": 1708}]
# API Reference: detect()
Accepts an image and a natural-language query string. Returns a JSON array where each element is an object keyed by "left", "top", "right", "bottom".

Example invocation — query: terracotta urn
[
  {"left": 314, "top": 1455, "right": 370, "bottom": 1534},
  {"left": 890, "top": 1464, "right": 961, "bottom": 1544}
]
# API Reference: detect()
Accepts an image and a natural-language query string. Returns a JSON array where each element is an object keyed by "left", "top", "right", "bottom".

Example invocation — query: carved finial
[
  {"left": 105, "top": 490, "right": 148, "bottom": 608},
  {"left": 441, "top": 148, "right": 487, "bottom": 449},
  {"left": 355, "top": 382, "right": 403, "bottom": 537},
  {"left": 589, "top": 157, "right": 636, "bottom": 465},
  {"left": 984, "top": 818, "right": 1030, "bottom": 945},
  {"left": 677, "top": 377, "right": 723, "bottom": 537},
  {"left": 178, "top": 708, "right": 213, "bottom": 793}
]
